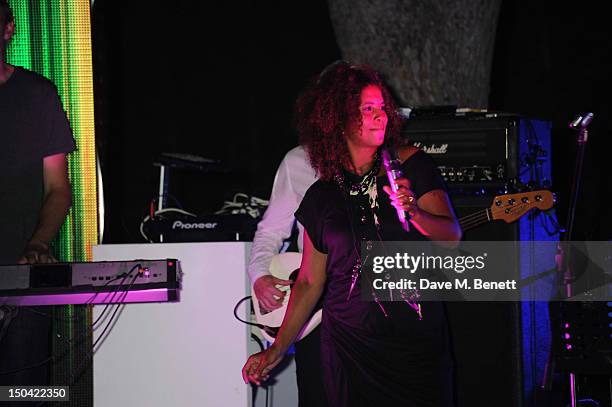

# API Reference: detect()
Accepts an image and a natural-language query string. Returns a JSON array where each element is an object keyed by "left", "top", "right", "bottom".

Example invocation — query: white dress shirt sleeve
[{"left": 247, "top": 146, "right": 316, "bottom": 285}]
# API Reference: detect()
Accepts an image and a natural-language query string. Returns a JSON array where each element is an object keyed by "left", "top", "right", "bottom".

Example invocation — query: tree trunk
[{"left": 327, "top": 0, "right": 502, "bottom": 108}]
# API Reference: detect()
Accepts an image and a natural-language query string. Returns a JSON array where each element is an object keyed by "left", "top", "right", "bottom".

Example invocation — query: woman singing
[{"left": 243, "top": 61, "right": 461, "bottom": 406}]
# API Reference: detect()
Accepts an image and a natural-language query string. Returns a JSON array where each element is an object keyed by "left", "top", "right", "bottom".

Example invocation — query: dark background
[{"left": 91, "top": 0, "right": 611, "bottom": 243}]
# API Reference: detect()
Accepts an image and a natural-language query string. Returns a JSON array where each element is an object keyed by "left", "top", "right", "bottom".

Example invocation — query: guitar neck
[
  {"left": 457, "top": 190, "right": 554, "bottom": 232},
  {"left": 458, "top": 208, "right": 492, "bottom": 232}
]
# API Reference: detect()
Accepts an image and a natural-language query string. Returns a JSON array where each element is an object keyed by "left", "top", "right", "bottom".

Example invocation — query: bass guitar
[{"left": 252, "top": 189, "right": 554, "bottom": 342}]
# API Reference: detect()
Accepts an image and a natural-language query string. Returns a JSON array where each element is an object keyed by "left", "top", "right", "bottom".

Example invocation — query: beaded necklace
[
  {"left": 335, "top": 151, "right": 422, "bottom": 320},
  {"left": 333, "top": 151, "right": 381, "bottom": 196}
]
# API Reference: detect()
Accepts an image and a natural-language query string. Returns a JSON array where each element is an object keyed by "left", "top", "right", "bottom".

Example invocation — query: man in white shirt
[{"left": 247, "top": 146, "right": 327, "bottom": 406}]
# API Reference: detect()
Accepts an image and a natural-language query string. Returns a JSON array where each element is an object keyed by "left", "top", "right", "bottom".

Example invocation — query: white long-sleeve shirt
[{"left": 247, "top": 146, "right": 317, "bottom": 285}]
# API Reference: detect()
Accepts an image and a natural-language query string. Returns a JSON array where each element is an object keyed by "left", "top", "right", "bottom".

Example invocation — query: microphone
[
  {"left": 381, "top": 148, "right": 410, "bottom": 232},
  {"left": 569, "top": 112, "right": 594, "bottom": 129}
]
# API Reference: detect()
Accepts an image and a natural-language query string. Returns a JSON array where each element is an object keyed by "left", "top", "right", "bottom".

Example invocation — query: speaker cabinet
[
  {"left": 403, "top": 114, "right": 556, "bottom": 407},
  {"left": 448, "top": 197, "right": 523, "bottom": 407}
]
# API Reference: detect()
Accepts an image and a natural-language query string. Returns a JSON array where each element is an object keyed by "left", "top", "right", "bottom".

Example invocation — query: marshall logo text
[{"left": 412, "top": 142, "right": 449, "bottom": 155}]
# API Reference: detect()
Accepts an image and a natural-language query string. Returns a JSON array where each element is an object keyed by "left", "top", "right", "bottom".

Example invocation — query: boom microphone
[{"left": 381, "top": 148, "right": 410, "bottom": 232}]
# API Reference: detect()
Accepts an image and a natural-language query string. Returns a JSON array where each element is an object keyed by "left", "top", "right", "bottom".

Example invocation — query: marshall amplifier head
[{"left": 402, "top": 113, "right": 521, "bottom": 194}]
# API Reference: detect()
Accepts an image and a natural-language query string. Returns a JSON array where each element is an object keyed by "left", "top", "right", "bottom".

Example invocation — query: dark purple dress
[{"left": 295, "top": 150, "right": 454, "bottom": 407}]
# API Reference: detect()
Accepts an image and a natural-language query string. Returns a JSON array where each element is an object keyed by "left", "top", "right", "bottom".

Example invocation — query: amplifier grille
[{"left": 401, "top": 115, "right": 520, "bottom": 193}]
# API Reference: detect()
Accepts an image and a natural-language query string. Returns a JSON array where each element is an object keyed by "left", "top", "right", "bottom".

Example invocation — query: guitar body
[{"left": 251, "top": 252, "right": 322, "bottom": 343}]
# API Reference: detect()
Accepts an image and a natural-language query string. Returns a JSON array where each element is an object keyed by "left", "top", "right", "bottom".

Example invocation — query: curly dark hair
[
  {"left": 0, "top": 0, "right": 13, "bottom": 25},
  {"left": 295, "top": 61, "right": 402, "bottom": 181}
]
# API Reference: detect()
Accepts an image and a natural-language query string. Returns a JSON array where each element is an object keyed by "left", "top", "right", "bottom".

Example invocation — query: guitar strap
[{"left": 281, "top": 219, "right": 300, "bottom": 253}]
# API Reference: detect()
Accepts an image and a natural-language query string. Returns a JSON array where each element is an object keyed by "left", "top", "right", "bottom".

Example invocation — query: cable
[
  {"left": 234, "top": 296, "right": 266, "bottom": 329},
  {"left": 68, "top": 271, "right": 140, "bottom": 386},
  {"left": 28, "top": 265, "right": 140, "bottom": 359},
  {"left": 139, "top": 207, "right": 197, "bottom": 242},
  {"left": 33, "top": 274, "right": 138, "bottom": 407},
  {"left": 24, "top": 305, "right": 85, "bottom": 323},
  {"left": 0, "top": 309, "right": 52, "bottom": 378},
  {"left": 2, "top": 267, "right": 142, "bottom": 407},
  {"left": 93, "top": 269, "right": 140, "bottom": 349},
  {"left": 45, "top": 276, "right": 135, "bottom": 377},
  {"left": 151, "top": 193, "right": 186, "bottom": 210},
  {"left": 22, "top": 271, "right": 131, "bottom": 325},
  {"left": 540, "top": 208, "right": 563, "bottom": 236},
  {"left": 9, "top": 266, "right": 141, "bottom": 385},
  {"left": 140, "top": 193, "right": 268, "bottom": 242},
  {"left": 248, "top": 333, "right": 270, "bottom": 407},
  {"left": 0, "top": 356, "right": 54, "bottom": 377},
  {"left": 0, "top": 302, "right": 103, "bottom": 377},
  {"left": 250, "top": 333, "right": 264, "bottom": 353},
  {"left": 90, "top": 270, "right": 139, "bottom": 351},
  {"left": 215, "top": 193, "right": 269, "bottom": 218},
  {"left": 90, "top": 267, "right": 137, "bottom": 327},
  {"left": 0, "top": 305, "right": 18, "bottom": 344}
]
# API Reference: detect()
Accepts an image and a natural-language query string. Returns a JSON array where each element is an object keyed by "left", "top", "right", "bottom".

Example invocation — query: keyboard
[{"left": 0, "top": 259, "right": 181, "bottom": 306}]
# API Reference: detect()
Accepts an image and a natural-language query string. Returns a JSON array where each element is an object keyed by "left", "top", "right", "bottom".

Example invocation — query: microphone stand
[{"left": 541, "top": 113, "right": 593, "bottom": 407}]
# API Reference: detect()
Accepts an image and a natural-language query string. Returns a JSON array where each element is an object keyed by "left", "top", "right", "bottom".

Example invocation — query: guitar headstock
[{"left": 490, "top": 190, "right": 555, "bottom": 223}]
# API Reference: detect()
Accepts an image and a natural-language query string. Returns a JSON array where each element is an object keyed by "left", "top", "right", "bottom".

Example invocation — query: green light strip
[{"left": 54, "top": 0, "right": 73, "bottom": 259}]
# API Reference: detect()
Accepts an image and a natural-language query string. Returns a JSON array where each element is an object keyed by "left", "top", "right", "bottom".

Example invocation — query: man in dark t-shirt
[
  {"left": 0, "top": 3, "right": 76, "bottom": 264},
  {"left": 1, "top": 1, "right": 76, "bottom": 389}
]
